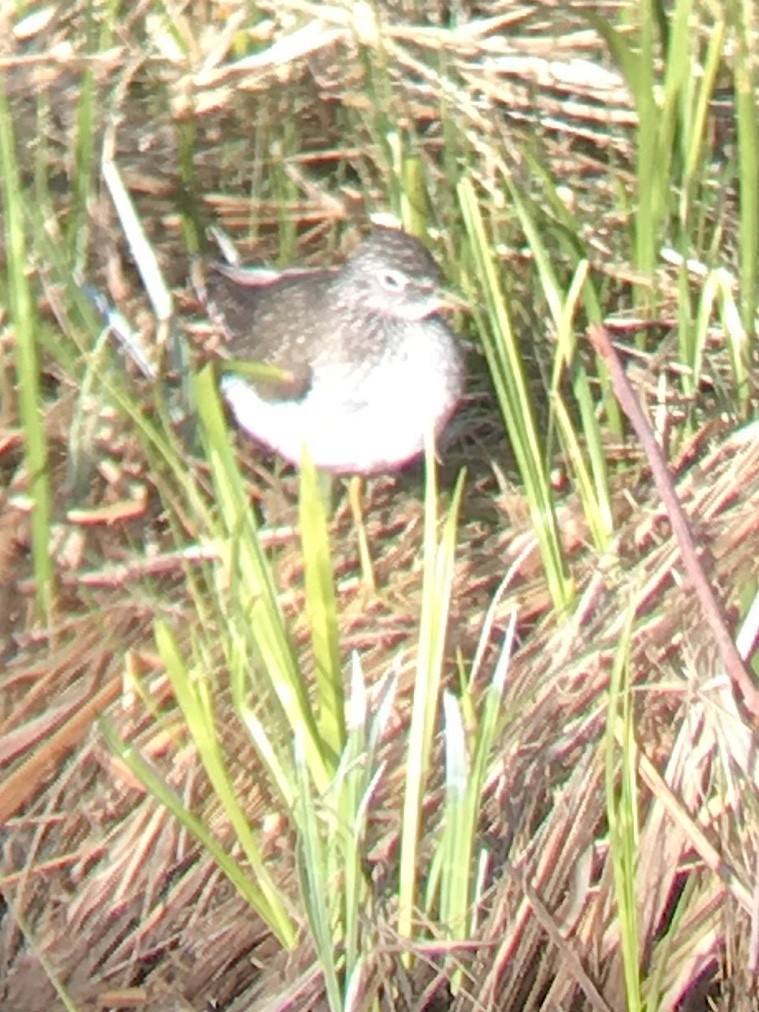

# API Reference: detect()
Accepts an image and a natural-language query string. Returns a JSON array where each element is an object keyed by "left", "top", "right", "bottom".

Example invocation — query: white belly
[{"left": 220, "top": 321, "right": 462, "bottom": 474}]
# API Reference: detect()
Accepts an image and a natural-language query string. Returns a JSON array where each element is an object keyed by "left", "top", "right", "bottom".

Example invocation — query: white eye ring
[{"left": 380, "top": 269, "right": 406, "bottom": 291}]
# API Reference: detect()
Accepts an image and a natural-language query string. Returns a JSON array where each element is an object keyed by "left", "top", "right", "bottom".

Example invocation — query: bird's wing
[{"left": 203, "top": 264, "right": 335, "bottom": 401}]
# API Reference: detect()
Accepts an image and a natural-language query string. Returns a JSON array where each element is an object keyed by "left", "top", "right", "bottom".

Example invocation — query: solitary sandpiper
[{"left": 201, "top": 228, "right": 466, "bottom": 474}]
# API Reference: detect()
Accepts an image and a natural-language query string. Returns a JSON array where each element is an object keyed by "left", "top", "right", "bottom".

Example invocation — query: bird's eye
[{"left": 380, "top": 269, "right": 406, "bottom": 292}]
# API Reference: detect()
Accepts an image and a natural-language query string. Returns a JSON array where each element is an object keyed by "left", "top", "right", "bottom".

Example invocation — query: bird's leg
[
  {"left": 348, "top": 475, "right": 377, "bottom": 594},
  {"left": 312, "top": 472, "right": 377, "bottom": 593}
]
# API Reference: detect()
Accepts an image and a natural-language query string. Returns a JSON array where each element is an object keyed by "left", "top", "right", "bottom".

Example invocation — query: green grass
[
  {"left": 398, "top": 438, "right": 465, "bottom": 945},
  {"left": 3, "top": 1, "right": 758, "bottom": 1008},
  {"left": 0, "top": 82, "right": 52, "bottom": 619},
  {"left": 459, "top": 179, "right": 574, "bottom": 613},
  {"left": 605, "top": 600, "right": 642, "bottom": 1011}
]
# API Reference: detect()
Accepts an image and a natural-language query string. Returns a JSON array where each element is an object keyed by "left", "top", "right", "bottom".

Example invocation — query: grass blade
[
  {"left": 397, "top": 435, "right": 465, "bottom": 943},
  {"left": 0, "top": 79, "right": 52, "bottom": 618}
]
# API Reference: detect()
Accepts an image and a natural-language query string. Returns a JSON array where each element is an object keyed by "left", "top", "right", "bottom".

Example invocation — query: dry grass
[{"left": 1, "top": 2, "right": 758, "bottom": 1010}]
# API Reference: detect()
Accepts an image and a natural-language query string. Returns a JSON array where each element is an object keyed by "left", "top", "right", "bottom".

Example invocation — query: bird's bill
[{"left": 434, "top": 286, "right": 470, "bottom": 313}]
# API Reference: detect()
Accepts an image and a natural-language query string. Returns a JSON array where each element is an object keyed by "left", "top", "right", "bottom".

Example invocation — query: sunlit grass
[
  {"left": 0, "top": 82, "right": 52, "bottom": 619},
  {"left": 4, "top": 0, "right": 759, "bottom": 1008},
  {"left": 459, "top": 179, "right": 574, "bottom": 614},
  {"left": 605, "top": 601, "right": 642, "bottom": 1011},
  {"left": 398, "top": 436, "right": 466, "bottom": 945},
  {"left": 588, "top": 0, "right": 754, "bottom": 407}
]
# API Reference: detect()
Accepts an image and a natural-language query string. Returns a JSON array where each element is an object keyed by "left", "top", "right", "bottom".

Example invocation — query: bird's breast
[{"left": 221, "top": 317, "right": 464, "bottom": 474}]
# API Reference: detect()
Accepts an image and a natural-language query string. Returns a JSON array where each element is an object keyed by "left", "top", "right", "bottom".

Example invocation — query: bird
[{"left": 201, "top": 227, "right": 466, "bottom": 475}]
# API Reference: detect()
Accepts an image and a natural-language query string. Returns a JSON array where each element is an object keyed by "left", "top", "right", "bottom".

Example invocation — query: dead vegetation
[{"left": 1, "top": 2, "right": 758, "bottom": 1010}]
